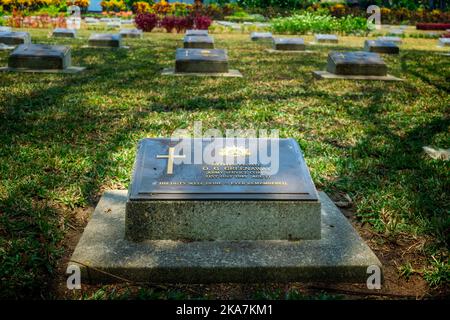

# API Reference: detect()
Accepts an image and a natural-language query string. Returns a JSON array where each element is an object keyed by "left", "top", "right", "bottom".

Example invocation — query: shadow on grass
[
  {"left": 399, "top": 51, "right": 450, "bottom": 92},
  {"left": 327, "top": 84, "right": 449, "bottom": 246},
  {"left": 0, "top": 35, "right": 448, "bottom": 298},
  {"left": 0, "top": 44, "right": 175, "bottom": 297}
]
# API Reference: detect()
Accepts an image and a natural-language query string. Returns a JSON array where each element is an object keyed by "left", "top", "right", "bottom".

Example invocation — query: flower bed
[
  {"left": 0, "top": 1, "right": 241, "bottom": 22},
  {"left": 0, "top": 0, "right": 89, "bottom": 12},
  {"left": 131, "top": 0, "right": 240, "bottom": 19},
  {"left": 244, "top": 3, "right": 450, "bottom": 24},
  {"left": 2, "top": 1, "right": 450, "bottom": 32},
  {"left": 100, "top": 0, "right": 126, "bottom": 12},
  {"left": 416, "top": 23, "right": 450, "bottom": 30},
  {"left": 270, "top": 12, "right": 367, "bottom": 35},
  {"left": 135, "top": 13, "right": 212, "bottom": 33},
  {"left": 6, "top": 11, "right": 67, "bottom": 29}
]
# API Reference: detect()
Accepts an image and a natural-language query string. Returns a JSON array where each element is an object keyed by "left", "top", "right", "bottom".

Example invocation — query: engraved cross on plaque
[{"left": 156, "top": 147, "right": 186, "bottom": 175}]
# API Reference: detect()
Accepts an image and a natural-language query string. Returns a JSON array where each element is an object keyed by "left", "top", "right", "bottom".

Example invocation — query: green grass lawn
[{"left": 0, "top": 29, "right": 449, "bottom": 299}]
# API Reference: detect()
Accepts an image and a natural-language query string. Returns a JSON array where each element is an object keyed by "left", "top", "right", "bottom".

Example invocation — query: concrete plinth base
[
  {"left": 161, "top": 68, "right": 243, "bottom": 78},
  {"left": 0, "top": 66, "right": 86, "bottom": 73},
  {"left": 0, "top": 44, "right": 15, "bottom": 50},
  {"left": 309, "top": 42, "right": 338, "bottom": 46},
  {"left": 125, "top": 199, "right": 321, "bottom": 241},
  {"left": 312, "top": 71, "right": 402, "bottom": 81},
  {"left": 265, "top": 49, "right": 314, "bottom": 54},
  {"left": 82, "top": 45, "right": 129, "bottom": 49},
  {"left": 70, "top": 190, "right": 381, "bottom": 284}
]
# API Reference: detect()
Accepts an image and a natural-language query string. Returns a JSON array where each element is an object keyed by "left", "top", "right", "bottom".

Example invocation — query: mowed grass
[{"left": 0, "top": 29, "right": 449, "bottom": 298}]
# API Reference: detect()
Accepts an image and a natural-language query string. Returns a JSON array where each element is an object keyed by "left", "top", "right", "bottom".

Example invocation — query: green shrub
[
  {"left": 230, "top": 11, "right": 248, "bottom": 18},
  {"left": 271, "top": 12, "right": 368, "bottom": 35},
  {"left": 271, "top": 12, "right": 338, "bottom": 34},
  {"left": 337, "top": 15, "right": 367, "bottom": 35}
]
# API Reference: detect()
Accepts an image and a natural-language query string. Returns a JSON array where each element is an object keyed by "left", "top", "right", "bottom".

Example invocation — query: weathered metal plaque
[{"left": 128, "top": 138, "right": 319, "bottom": 201}]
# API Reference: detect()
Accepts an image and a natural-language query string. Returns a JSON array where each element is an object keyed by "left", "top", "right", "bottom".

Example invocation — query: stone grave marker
[
  {"left": 126, "top": 138, "right": 321, "bottom": 241},
  {"left": 389, "top": 28, "right": 404, "bottom": 36},
  {"left": 85, "top": 17, "right": 100, "bottom": 24},
  {"left": 119, "top": 29, "right": 143, "bottom": 38},
  {"left": 315, "top": 34, "right": 339, "bottom": 44},
  {"left": 88, "top": 33, "right": 123, "bottom": 48},
  {"left": 0, "top": 44, "right": 85, "bottom": 73},
  {"left": 273, "top": 38, "right": 305, "bottom": 51},
  {"left": 364, "top": 40, "right": 399, "bottom": 54},
  {"left": 0, "top": 31, "right": 31, "bottom": 45},
  {"left": 176, "top": 48, "right": 227, "bottom": 73},
  {"left": 313, "top": 51, "right": 401, "bottom": 81},
  {"left": 52, "top": 28, "right": 77, "bottom": 38},
  {"left": 107, "top": 21, "right": 122, "bottom": 29},
  {"left": 162, "top": 48, "right": 242, "bottom": 77},
  {"left": 216, "top": 21, "right": 240, "bottom": 30},
  {"left": 377, "top": 36, "right": 402, "bottom": 44},
  {"left": 327, "top": 51, "right": 387, "bottom": 76},
  {"left": 186, "top": 29, "right": 208, "bottom": 37},
  {"left": 71, "top": 137, "right": 381, "bottom": 283},
  {"left": 121, "top": 19, "right": 135, "bottom": 25},
  {"left": 183, "top": 35, "right": 214, "bottom": 49},
  {"left": 0, "top": 27, "right": 12, "bottom": 32},
  {"left": 250, "top": 32, "right": 273, "bottom": 41}
]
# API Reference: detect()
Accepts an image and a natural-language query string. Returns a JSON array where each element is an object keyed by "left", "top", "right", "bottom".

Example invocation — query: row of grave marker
[
  {"left": 0, "top": 27, "right": 449, "bottom": 78},
  {"left": 253, "top": 32, "right": 403, "bottom": 53},
  {"left": 173, "top": 31, "right": 401, "bottom": 80},
  {"left": 0, "top": 28, "right": 144, "bottom": 73}
]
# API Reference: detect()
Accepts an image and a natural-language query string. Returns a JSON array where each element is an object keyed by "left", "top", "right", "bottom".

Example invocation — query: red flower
[{"left": 135, "top": 13, "right": 159, "bottom": 32}]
